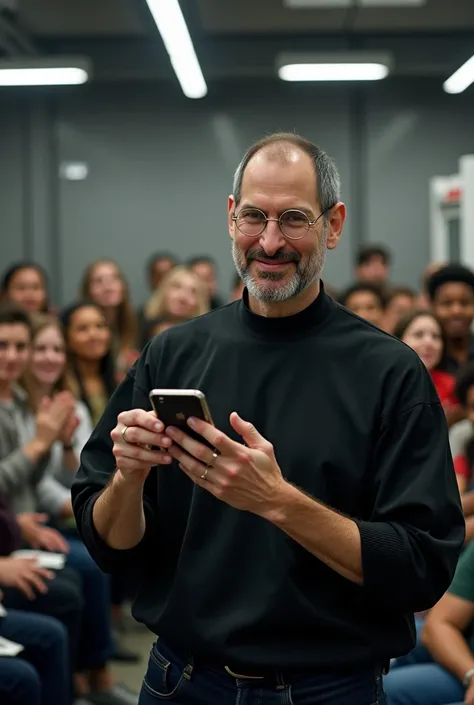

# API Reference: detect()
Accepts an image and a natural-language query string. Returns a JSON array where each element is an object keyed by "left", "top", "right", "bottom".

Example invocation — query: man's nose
[{"left": 258, "top": 219, "right": 286, "bottom": 256}]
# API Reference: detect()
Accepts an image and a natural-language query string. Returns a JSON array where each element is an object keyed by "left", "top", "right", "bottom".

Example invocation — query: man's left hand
[{"left": 165, "top": 412, "right": 286, "bottom": 516}]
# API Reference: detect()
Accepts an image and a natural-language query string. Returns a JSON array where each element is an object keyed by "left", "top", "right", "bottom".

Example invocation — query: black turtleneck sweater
[{"left": 72, "top": 284, "right": 464, "bottom": 670}]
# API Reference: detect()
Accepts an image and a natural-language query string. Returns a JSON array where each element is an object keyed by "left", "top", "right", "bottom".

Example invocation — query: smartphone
[{"left": 149, "top": 389, "right": 215, "bottom": 448}]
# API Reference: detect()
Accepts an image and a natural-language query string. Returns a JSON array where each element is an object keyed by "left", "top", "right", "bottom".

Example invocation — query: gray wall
[{"left": 1, "top": 79, "right": 474, "bottom": 307}]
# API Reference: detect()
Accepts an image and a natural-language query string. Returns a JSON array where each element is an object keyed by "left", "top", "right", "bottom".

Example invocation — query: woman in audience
[
  {"left": 394, "top": 311, "right": 460, "bottom": 425},
  {"left": 60, "top": 301, "right": 116, "bottom": 427},
  {"left": 142, "top": 265, "right": 209, "bottom": 343},
  {"left": 80, "top": 259, "right": 139, "bottom": 379},
  {"left": 1, "top": 262, "right": 49, "bottom": 315},
  {"left": 21, "top": 313, "right": 92, "bottom": 494}
]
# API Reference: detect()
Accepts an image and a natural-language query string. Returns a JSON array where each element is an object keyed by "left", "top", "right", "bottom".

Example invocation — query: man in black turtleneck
[{"left": 72, "top": 132, "right": 464, "bottom": 705}]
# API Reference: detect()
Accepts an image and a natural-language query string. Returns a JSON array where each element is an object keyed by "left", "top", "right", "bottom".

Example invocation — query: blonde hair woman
[{"left": 143, "top": 266, "right": 210, "bottom": 341}]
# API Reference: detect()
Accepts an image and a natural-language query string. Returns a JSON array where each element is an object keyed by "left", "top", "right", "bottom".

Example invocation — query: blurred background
[
  {"left": 1, "top": 0, "right": 474, "bottom": 305},
  {"left": 1, "top": 2, "right": 474, "bottom": 704}
]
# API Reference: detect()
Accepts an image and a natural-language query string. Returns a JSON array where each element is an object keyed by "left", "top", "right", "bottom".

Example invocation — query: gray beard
[{"left": 232, "top": 231, "right": 327, "bottom": 303}]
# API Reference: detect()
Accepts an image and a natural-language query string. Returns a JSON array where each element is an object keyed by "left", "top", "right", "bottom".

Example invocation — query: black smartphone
[{"left": 149, "top": 389, "right": 215, "bottom": 449}]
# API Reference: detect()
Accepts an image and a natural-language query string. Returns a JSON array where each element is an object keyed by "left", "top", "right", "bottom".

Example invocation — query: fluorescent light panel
[
  {"left": 283, "top": 0, "right": 426, "bottom": 6},
  {"left": 0, "top": 57, "right": 89, "bottom": 86},
  {"left": 277, "top": 52, "right": 392, "bottom": 82},
  {"left": 444, "top": 55, "right": 474, "bottom": 94},
  {"left": 279, "top": 63, "right": 389, "bottom": 81},
  {"left": 145, "top": 0, "right": 207, "bottom": 99}
]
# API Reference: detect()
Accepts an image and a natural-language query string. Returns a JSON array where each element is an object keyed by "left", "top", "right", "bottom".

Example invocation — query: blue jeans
[
  {"left": 66, "top": 536, "right": 113, "bottom": 669},
  {"left": 138, "top": 641, "right": 386, "bottom": 704},
  {"left": 384, "top": 663, "right": 463, "bottom": 705},
  {"left": 0, "top": 609, "right": 70, "bottom": 705}
]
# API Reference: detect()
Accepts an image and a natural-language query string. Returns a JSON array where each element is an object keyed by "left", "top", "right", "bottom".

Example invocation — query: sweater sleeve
[
  {"left": 355, "top": 400, "right": 465, "bottom": 613},
  {"left": 72, "top": 343, "right": 160, "bottom": 574},
  {"left": 36, "top": 475, "right": 71, "bottom": 517}
]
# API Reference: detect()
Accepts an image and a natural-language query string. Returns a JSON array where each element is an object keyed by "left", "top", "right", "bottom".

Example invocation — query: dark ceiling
[{"left": 0, "top": 0, "right": 473, "bottom": 85}]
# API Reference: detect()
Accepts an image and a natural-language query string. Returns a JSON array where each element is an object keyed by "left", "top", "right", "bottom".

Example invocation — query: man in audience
[
  {"left": 427, "top": 264, "right": 474, "bottom": 374},
  {"left": 73, "top": 132, "right": 464, "bottom": 705},
  {"left": 339, "top": 282, "right": 387, "bottom": 328},
  {"left": 188, "top": 255, "right": 224, "bottom": 309},
  {"left": 384, "top": 540, "right": 474, "bottom": 705},
  {"left": 146, "top": 252, "right": 178, "bottom": 292},
  {"left": 354, "top": 244, "right": 391, "bottom": 288}
]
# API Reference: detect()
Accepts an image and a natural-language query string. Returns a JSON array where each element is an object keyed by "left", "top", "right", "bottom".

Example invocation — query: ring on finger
[
  {"left": 199, "top": 450, "right": 219, "bottom": 481},
  {"left": 121, "top": 426, "right": 131, "bottom": 444}
]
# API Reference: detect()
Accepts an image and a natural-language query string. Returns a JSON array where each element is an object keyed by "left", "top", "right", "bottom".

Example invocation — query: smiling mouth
[{"left": 254, "top": 259, "right": 294, "bottom": 267}]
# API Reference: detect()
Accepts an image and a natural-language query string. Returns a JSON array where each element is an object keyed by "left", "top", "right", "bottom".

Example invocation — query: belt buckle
[{"left": 224, "top": 665, "right": 265, "bottom": 680}]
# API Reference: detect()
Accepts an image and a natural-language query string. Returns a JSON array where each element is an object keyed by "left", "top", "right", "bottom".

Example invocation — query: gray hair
[{"left": 232, "top": 132, "right": 341, "bottom": 214}]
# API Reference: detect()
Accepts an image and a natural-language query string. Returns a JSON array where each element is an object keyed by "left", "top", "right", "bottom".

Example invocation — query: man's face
[
  {"left": 345, "top": 291, "right": 385, "bottom": 328},
  {"left": 0, "top": 323, "right": 31, "bottom": 385},
  {"left": 357, "top": 256, "right": 389, "bottom": 285},
  {"left": 229, "top": 149, "right": 343, "bottom": 304},
  {"left": 191, "top": 262, "right": 217, "bottom": 297},
  {"left": 150, "top": 258, "right": 176, "bottom": 290},
  {"left": 432, "top": 282, "right": 474, "bottom": 340}
]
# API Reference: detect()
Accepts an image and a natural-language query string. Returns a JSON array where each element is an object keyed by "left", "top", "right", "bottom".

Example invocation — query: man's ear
[{"left": 326, "top": 202, "right": 346, "bottom": 251}]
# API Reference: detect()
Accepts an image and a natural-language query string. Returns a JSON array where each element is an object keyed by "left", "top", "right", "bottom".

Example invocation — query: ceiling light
[
  {"left": 0, "top": 57, "right": 89, "bottom": 86},
  {"left": 283, "top": 0, "right": 426, "bottom": 6},
  {"left": 277, "top": 53, "right": 391, "bottom": 82},
  {"left": 145, "top": 0, "right": 207, "bottom": 99},
  {"left": 279, "top": 63, "right": 389, "bottom": 81},
  {"left": 443, "top": 55, "right": 474, "bottom": 94}
]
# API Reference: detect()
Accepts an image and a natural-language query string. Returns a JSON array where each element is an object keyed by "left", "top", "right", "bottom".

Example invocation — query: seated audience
[
  {"left": 339, "top": 282, "right": 387, "bottom": 328},
  {"left": 384, "top": 286, "right": 417, "bottom": 334},
  {"left": 142, "top": 265, "right": 210, "bottom": 344},
  {"left": 427, "top": 263, "right": 474, "bottom": 374},
  {"left": 0, "top": 303, "right": 134, "bottom": 704},
  {"left": 60, "top": 302, "right": 116, "bottom": 427},
  {"left": 0, "top": 606, "right": 69, "bottom": 705},
  {"left": 353, "top": 244, "right": 391, "bottom": 288},
  {"left": 1, "top": 262, "right": 50, "bottom": 315},
  {"left": 80, "top": 259, "right": 139, "bottom": 381},
  {"left": 188, "top": 255, "right": 224, "bottom": 309},
  {"left": 384, "top": 541, "right": 474, "bottom": 705},
  {"left": 394, "top": 311, "right": 459, "bottom": 425}
]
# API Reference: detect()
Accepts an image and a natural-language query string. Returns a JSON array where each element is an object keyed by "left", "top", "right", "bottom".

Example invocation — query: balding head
[{"left": 232, "top": 132, "right": 341, "bottom": 214}]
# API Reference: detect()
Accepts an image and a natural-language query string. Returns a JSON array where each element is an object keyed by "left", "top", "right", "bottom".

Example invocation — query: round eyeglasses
[{"left": 232, "top": 205, "right": 335, "bottom": 241}]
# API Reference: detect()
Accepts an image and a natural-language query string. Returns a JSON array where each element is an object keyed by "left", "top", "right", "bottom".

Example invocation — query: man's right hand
[
  {"left": 111, "top": 409, "right": 172, "bottom": 485},
  {"left": 0, "top": 557, "right": 54, "bottom": 601}
]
